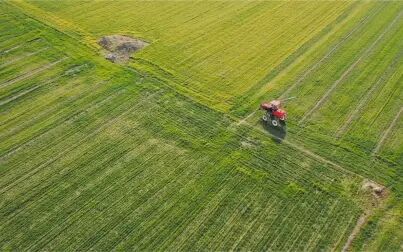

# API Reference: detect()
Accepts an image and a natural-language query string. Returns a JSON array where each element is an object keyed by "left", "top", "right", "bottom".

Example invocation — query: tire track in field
[
  {"left": 335, "top": 52, "right": 402, "bottom": 138},
  {"left": 0, "top": 57, "right": 68, "bottom": 89},
  {"left": 278, "top": 3, "right": 386, "bottom": 100},
  {"left": 23, "top": 142, "right": 154, "bottom": 251},
  {"left": 0, "top": 77, "right": 109, "bottom": 159},
  {"left": 0, "top": 85, "right": 41, "bottom": 106},
  {"left": 299, "top": 10, "right": 402, "bottom": 124},
  {"left": 0, "top": 71, "right": 105, "bottom": 134},
  {"left": 0, "top": 43, "right": 23, "bottom": 55},
  {"left": 0, "top": 64, "right": 63, "bottom": 107},
  {"left": 284, "top": 201, "right": 330, "bottom": 251},
  {"left": 0, "top": 46, "right": 49, "bottom": 69},
  {"left": 0, "top": 90, "right": 163, "bottom": 195},
  {"left": 0, "top": 32, "right": 40, "bottom": 52},
  {"left": 0, "top": 62, "right": 91, "bottom": 107},
  {"left": 372, "top": 106, "right": 403, "bottom": 155},
  {"left": 244, "top": 121, "right": 362, "bottom": 179},
  {"left": 0, "top": 137, "right": 147, "bottom": 246},
  {"left": 30, "top": 144, "right": 158, "bottom": 239},
  {"left": 243, "top": 146, "right": 340, "bottom": 188},
  {"left": 70, "top": 154, "right": 197, "bottom": 251},
  {"left": 235, "top": 1, "right": 359, "bottom": 106},
  {"left": 115, "top": 157, "right": 231, "bottom": 249}
]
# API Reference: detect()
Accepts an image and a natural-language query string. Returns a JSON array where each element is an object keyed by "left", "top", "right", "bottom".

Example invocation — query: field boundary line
[
  {"left": 299, "top": 10, "right": 402, "bottom": 124},
  {"left": 278, "top": 3, "right": 385, "bottom": 100},
  {"left": 372, "top": 107, "right": 403, "bottom": 155},
  {"left": 0, "top": 57, "right": 68, "bottom": 89},
  {"left": 335, "top": 52, "right": 402, "bottom": 138}
]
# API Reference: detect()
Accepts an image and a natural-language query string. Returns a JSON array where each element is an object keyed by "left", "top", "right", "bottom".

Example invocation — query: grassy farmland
[{"left": 1, "top": 1, "right": 402, "bottom": 251}]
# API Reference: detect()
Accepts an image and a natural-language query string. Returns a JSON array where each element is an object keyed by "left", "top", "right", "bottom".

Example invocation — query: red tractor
[{"left": 260, "top": 99, "right": 287, "bottom": 128}]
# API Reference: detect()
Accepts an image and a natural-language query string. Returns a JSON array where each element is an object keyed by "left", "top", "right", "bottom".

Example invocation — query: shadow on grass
[{"left": 260, "top": 120, "right": 287, "bottom": 143}]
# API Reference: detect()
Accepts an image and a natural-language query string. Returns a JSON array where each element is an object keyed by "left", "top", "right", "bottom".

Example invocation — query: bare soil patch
[{"left": 98, "top": 35, "right": 149, "bottom": 64}]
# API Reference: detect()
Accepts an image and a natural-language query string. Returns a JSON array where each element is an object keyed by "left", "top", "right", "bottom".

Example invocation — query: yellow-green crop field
[{"left": 0, "top": 1, "right": 402, "bottom": 251}]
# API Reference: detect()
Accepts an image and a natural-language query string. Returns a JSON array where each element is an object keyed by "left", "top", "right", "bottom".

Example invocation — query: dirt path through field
[{"left": 341, "top": 213, "right": 369, "bottom": 252}]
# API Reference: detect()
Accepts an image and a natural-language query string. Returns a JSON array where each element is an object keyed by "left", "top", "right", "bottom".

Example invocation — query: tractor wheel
[
  {"left": 262, "top": 114, "right": 269, "bottom": 122},
  {"left": 271, "top": 119, "right": 279, "bottom": 127}
]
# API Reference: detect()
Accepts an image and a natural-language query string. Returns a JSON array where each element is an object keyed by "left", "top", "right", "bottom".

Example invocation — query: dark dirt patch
[{"left": 98, "top": 35, "right": 149, "bottom": 64}]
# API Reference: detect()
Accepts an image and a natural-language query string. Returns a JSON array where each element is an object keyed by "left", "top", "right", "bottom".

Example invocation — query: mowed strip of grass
[{"left": 0, "top": 4, "right": 367, "bottom": 251}]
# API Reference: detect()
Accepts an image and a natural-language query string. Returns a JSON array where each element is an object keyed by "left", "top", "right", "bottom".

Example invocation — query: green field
[{"left": 1, "top": 1, "right": 402, "bottom": 251}]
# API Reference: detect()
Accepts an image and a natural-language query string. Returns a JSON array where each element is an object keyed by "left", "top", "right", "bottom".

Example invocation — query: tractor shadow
[{"left": 260, "top": 120, "right": 287, "bottom": 143}]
